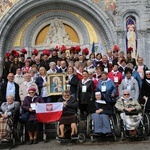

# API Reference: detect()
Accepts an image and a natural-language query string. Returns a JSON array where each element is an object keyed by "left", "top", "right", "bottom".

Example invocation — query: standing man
[{"left": 0, "top": 73, "right": 20, "bottom": 105}]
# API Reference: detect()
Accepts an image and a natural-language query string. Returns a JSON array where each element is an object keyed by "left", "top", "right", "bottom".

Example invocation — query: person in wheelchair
[
  {"left": 0, "top": 94, "right": 20, "bottom": 141},
  {"left": 115, "top": 89, "right": 142, "bottom": 136},
  {"left": 88, "top": 91, "right": 113, "bottom": 136},
  {"left": 58, "top": 90, "right": 78, "bottom": 139}
]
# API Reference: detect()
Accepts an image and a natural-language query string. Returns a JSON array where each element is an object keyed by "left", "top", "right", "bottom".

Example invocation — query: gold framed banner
[{"left": 47, "top": 73, "right": 66, "bottom": 96}]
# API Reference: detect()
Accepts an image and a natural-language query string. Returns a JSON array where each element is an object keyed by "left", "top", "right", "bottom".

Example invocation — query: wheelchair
[
  {"left": 119, "top": 112, "right": 147, "bottom": 141},
  {"left": 0, "top": 110, "right": 22, "bottom": 146},
  {"left": 142, "top": 97, "right": 150, "bottom": 136},
  {"left": 86, "top": 113, "right": 118, "bottom": 142},
  {"left": 56, "top": 114, "right": 86, "bottom": 143}
]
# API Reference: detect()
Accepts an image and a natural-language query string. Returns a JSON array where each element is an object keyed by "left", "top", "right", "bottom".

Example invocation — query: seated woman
[
  {"left": 0, "top": 95, "right": 20, "bottom": 141},
  {"left": 88, "top": 92, "right": 113, "bottom": 135},
  {"left": 22, "top": 86, "right": 44, "bottom": 145},
  {"left": 58, "top": 90, "right": 78, "bottom": 138},
  {"left": 115, "top": 89, "right": 142, "bottom": 135}
]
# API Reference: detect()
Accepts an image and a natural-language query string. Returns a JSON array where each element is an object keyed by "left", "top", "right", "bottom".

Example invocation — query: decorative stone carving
[{"left": 42, "top": 18, "right": 78, "bottom": 46}]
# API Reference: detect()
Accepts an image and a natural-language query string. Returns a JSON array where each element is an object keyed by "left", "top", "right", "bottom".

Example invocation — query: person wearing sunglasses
[
  {"left": 115, "top": 89, "right": 142, "bottom": 136},
  {"left": 22, "top": 86, "right": 44, "bottom": 145}
]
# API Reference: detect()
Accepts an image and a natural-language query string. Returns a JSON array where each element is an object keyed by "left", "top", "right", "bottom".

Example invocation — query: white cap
[{"left": 95, "top": 91, "right": 101, "bottom": 95}]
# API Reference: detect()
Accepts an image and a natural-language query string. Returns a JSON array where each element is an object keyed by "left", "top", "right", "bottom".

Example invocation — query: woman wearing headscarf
[
  {"left": 22, "top": 87, "right": 44, "bottom": 144},
  {"left": 88, "top": 92, "right": 112, "bottom": 135}
]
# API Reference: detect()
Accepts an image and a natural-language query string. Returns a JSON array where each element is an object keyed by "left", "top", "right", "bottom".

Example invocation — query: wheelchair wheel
[
  {"left": 78, "top": 133, "right": 86, "bottom": 143},
  {"left": 112, "top": 114, "right": 121, "bottom": 137},
  {"left": 90, "top": 135, "right": 94, "bottom": 143},
  {"left": 113, "top": 134, "right": 117, "bottom": 142},
  {"left": 86, "top": 114, "right": 92, "bottom": 137},
  {"left": 143, "top": 113, "right": 150, "bottom": 135}
]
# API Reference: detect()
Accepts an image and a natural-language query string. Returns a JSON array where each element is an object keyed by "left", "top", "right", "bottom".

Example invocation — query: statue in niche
[
  {"left": 127, "top": 24, "right": 136, "bottom": 52},
  {"left": 43, "top": 18, "right": 77, "bottom": 46}
]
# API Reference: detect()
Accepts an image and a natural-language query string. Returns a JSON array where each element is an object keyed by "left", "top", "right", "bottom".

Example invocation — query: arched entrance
[{"left": 0, "top": 0, "right": 117, "bottom": 71}]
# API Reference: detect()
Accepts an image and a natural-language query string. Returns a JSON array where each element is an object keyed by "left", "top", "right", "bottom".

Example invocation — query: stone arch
[
  {"left": 23, "top": 12, "right": 88, "bottom": 47},
  {"left": 0, "top": 0, "right": 117, "bottom": 64}
]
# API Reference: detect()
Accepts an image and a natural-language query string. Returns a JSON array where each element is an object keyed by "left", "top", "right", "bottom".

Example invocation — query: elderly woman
[
  {"left": 88, "top": 92, "right": 112, "bottom": 135},
  {"left": 115, "top": 90, "right": 142, "bottom": 135},
  {"left": 0, "top": 95, "right": 20, "bottom": 141},
  {"left": 58, "top": 90, "right": 78, "bottom": 138},
  {"left": 47, "top": 62, "right": 57, "bottom": 74},
  {"left": 22, "top": 87, "right": 44, "bottom": 144}
]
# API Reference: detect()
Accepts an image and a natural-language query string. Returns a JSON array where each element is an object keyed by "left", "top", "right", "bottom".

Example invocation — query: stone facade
[{"left": 0, "top": 0, "right": 150, "bottom": 73}]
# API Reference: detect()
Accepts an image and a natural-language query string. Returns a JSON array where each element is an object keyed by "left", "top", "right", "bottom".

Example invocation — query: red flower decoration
[
  {"left": 32, "top": 49, "right": 38, "bottom": 56},
  {"left": 82, "top": 48, "right": 89, "bottom": 55},
  {"left": 127, "top": 47, "right": 133, "bottom": 52},
  {"left": 75, "top": 46, "right": 81, "bottom": 52},
  {"left": 14, "top": 51, "right": 20, "bottom": 57},
  {"left": 11, "top": 50, "right": 17, "bottom": 55},
  {"left": 43, "top": 49, "right": 50, "bottom": 56},
  {"left": 21, "top": 48, "right": 27, "bottom": 54},
  {"left": 5, "top": 52, "right": 10, "bottom": 57},
  {"left": 61, "top": 45, "right": 66, "bottom": 52},
  {"left": 113, "top": 45, "right": 120, "bottom": 52}
]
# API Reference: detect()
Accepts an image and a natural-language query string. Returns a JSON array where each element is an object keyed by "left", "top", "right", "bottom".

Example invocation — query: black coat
[
  {"left": 76, "top": 80, "right": 94, "bottom": 104},
  {"left": 58, "top": 96, "right": 78, "bottom": 116},
  {"left": 0, "top": 81, "right": 20, "bottom": 105},
  {"left": 65, "top": 74, "right": 79, "bottom": 94},
  {"left": 88, "top": 100, "right": 113, "bottom": 116}
]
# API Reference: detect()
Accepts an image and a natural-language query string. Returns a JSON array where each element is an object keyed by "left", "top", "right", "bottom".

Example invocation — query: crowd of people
[{"left": 0, "top": 45, "right": 150, "bottom": 144}]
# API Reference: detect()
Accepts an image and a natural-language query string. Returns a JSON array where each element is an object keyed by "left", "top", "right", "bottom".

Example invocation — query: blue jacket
[{"left": 97, "top": 78, "right": 116, "bottom": 103}]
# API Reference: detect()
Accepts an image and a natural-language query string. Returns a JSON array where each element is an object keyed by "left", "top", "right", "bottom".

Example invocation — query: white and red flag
[{"left": 35, "top": 102, "right": 63, "bottom": 123}]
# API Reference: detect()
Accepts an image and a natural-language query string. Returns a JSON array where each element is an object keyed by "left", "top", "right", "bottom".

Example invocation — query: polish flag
[{"left": 35, "top": 102, "right": 63, "bottom": 123}]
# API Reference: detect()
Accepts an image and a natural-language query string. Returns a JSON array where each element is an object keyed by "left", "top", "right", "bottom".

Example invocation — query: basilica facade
[{"left": 0, "top": 0, "right": 150, "bottom": 72}]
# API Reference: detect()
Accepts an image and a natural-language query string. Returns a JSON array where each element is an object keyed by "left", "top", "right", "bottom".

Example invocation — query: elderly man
[
  {"left": 58, "top": 90, "right": 78, "bottom": 138},
  {"left": 19, "top": 72, "right": 38, "bottom": 103},
  {"left": 0, "top": 73, "right": 20, "bottom": 105}
]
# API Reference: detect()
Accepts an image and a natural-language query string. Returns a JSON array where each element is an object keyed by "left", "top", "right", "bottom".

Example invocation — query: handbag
[
  {"left": 19, "top": 111, "right": 29, "bottom": 123},
  {"left": 124, "top": 110, "right": 138, "bottom": 115}
]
